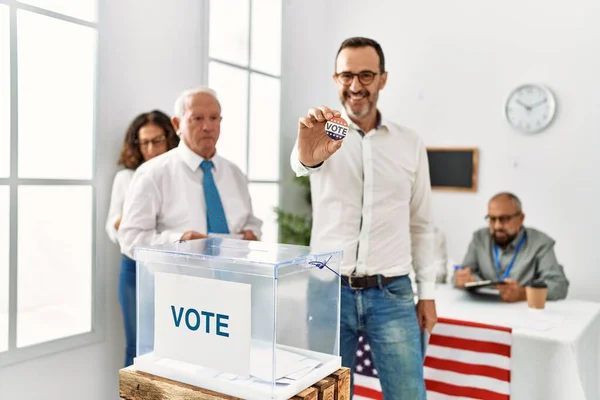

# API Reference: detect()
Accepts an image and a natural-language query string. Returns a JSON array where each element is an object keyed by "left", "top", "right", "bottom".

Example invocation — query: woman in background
[{"left": 106, "top": 110, "right": 179, "bottom": 367}]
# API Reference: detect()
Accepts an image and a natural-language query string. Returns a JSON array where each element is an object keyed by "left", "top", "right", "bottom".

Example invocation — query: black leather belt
[{"left": 342, "top": 274, "right": 400, "bottom": 289}]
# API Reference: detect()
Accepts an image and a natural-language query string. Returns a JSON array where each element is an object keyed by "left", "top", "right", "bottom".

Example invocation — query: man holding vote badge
[
  {"left": 454, "top": 192, "right": 569, "bottom": 301},
  {"left": 290, "top": 37, "right": 437, "bottom": 400}
]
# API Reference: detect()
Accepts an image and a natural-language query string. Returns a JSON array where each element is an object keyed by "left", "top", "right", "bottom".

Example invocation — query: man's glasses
[
  {"left": 136, "top": 135, "right": 166, "bottom": 147},
  {"left": 334, "top": 71, "right": 379, "bottom": 85},
  {"left": 485, "top": 212, "right": 521, "bottom": 224}
]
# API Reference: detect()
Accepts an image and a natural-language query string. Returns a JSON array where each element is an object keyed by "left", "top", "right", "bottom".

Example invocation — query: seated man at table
[{"left": 454, "top": 192, "right": 569, "bottom": 302}]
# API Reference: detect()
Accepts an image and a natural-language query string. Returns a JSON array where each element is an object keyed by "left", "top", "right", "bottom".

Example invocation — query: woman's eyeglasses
[{"left": 136, "top": 135, "right": 166, "bottom": 147}]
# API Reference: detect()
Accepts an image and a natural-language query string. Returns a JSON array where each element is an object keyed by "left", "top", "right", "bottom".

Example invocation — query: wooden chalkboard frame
[{"left": 426, "top": 147, "right": 479, "bottom": 192}]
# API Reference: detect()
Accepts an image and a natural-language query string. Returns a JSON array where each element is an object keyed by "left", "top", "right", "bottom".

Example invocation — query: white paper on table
[
  {"left": 275, "top": 378, "right": 296, "bottom": 385},
  {"left": 217, "top": 372, "right": 238, "bottom": 380},
  {"left": 215, "top": 373, "right": 256, "bottom": 386},
  {"left": 476, "top": 287, "right": 500, "bottom": 296},
  {"left": 283, "top": 359, "right": 322, "bottom": 381},
  {"left": 512, "top": 310, "right": 565, "bottom": 331},
  {"left": 250, "top": 345, "right": 310, "bottom": 382}
]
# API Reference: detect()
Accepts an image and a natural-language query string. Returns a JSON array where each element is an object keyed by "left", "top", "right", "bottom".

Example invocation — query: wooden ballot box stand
[{"left": 119, "top": 366, "right": 351, "bottom": 400}]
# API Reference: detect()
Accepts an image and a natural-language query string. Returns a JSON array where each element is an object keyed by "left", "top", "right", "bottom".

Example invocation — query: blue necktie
[{"left": 200, "top": 160, "right": 229, "bottom": 234}]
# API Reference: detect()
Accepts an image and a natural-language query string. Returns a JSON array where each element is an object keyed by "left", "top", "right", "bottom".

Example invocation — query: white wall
[
  {"left": 280, "top": 0, "right": 600, "bottom": 301},
  {"left": 0, "top": 1, "right": 207, "bottom": 399},
  {"left": 279, "top": 1, "right": 335, "bottom": 214}
]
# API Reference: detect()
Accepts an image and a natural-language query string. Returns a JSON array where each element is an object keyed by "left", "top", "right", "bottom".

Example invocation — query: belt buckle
[{"left": 348, "top": 275, "right": 361, "bottom": 290}]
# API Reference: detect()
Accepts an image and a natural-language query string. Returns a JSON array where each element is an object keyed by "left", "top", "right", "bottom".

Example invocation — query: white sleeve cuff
[
  {"left": 169, "top": 231, "right": 184, "bottom": 244},
  {"left": 106, "top": 221, "right": 119, "bottom": 244},
  {"left": 291, "top": 156, "right": 322, "bottom": 177},
  {"left": 417, "top": 282, "right": 436, "bottom": 300}
]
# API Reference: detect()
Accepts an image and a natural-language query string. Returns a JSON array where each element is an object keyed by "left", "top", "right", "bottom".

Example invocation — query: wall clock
[{"left": 505, "top": 84, "right": 556, "bottom": 134}]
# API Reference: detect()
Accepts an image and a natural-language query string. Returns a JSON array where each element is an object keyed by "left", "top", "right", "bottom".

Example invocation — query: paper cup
[{"left": 526, "top": 286, "right": 548, "bottom": 309}]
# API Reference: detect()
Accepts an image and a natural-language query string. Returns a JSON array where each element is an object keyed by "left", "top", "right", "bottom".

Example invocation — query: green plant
[
  {"left": 294, "top": 175, "right": 311, "bottom": 206},
  {"left": 275, "top": 176, "right": 312, "bottom": 245}
]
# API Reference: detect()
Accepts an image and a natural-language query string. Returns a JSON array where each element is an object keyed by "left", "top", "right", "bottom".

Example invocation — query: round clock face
[{"left": 505, "top": 84, "right": 556, "bottom": 134}]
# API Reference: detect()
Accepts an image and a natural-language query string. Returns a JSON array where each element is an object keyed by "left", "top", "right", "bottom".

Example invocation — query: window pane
[
  {"left": 17, "top": 186, "right": 92, "bottom": 348},
  {"left": 209, "top": 0, "right": 249, "bottom": 66},
  {"left": 209, "top": 61, "right": 248, "bottom": 173},
  {"left": 248, "top": 73, "right": 280, "bottom": 181},
  {"left": 250, "top": 0, "right": 281, "bottom": 76},
  {"left": 248, "top": 183, "right": 278, "bottom": 243},
  {"left": 0, "top": 186, "right": 8, "bottom": 352},
  {"left": 17, "top": 11, "right": 96, "bottom": 179},
  {"left": 18, "top": 0, "right": 97, "bottom": 22},
  {"left": 0, "top": 5, "right": 9, "bottom": 178}
]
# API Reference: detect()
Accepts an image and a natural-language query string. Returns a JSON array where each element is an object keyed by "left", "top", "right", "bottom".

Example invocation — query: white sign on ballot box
[{"left": 154, "top": 272, "right": 251, "bottom": 376}]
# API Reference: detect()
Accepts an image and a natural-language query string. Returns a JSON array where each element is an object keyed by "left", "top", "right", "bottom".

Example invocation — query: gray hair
[
  {"left": 490, "top": 192, "right": 522, "bottom": 212},
  {"left": 173, "top": 86, "right": 219, "bottom": 118}
]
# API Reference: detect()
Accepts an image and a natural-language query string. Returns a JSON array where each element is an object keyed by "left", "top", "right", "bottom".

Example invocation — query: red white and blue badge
[{"left": 325, "top": 117, "right": 349, "bottom": 140}]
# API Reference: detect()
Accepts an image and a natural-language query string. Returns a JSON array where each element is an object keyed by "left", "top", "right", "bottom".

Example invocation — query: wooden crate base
[{"left": 119, "top": 366, "right": 350, "bottom": 400}]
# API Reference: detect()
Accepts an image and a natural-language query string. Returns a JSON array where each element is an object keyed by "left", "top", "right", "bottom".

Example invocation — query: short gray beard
[{"left": 343, "top": 90, "right": 378, "bottom": 120}]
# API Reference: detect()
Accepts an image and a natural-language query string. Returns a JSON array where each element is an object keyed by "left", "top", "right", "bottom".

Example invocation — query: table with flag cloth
[{"left": 353, "top": 285, "right": 600, "bottom": 400}]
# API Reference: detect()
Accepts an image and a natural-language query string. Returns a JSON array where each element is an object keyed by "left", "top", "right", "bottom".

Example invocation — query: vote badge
[{"left": 325, "top": 117, "right": 349, "bottom": 140}]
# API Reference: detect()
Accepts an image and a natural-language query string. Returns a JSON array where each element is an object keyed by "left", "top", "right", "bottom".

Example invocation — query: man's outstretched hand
[{"left": 297, "top": 105, "right": 345, "bottom": 167}]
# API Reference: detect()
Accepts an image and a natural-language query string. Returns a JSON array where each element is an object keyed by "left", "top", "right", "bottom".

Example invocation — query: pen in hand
[{"left": 454, "top": 265, "right": 474, "bottom": 288}]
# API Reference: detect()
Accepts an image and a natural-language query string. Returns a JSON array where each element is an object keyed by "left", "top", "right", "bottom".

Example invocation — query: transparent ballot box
[{"left": 133, "top": 238, "right": 342, "bottom": 400}]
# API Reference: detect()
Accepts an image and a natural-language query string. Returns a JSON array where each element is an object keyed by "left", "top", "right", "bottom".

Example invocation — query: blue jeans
[
  {"left": 119, "top": 254, "right": 137, "bottom": 367},
  {"left": 342, "top": 275, "right": 425, "bottom": 400}
]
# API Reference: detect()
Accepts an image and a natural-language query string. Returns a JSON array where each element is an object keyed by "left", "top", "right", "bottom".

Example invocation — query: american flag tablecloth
[{"left": 354, "top": 318, "right": 512, "bottom": 399}]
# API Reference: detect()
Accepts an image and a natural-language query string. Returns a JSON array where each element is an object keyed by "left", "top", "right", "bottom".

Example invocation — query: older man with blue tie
[{"left": 118, "top": 86, "right": 262, "bottom": 257}]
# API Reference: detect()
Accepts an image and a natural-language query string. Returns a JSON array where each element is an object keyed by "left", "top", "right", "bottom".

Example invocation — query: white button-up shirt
[
  {"left": 118, "top": 141, "right": 262, "bottom": 258},
  {"left": 290, "top": 111, "right": 436, "bottom": 299},
  {"left": 105, "top": 168, "right": 134, "bottom": 244}
]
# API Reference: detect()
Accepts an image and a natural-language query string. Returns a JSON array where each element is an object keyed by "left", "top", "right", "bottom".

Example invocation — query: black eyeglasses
[
  {"left": 485, "top": 212, "right": 521, "bottom": 224},
  {"left": 335, "top": 70, "right": 379, "bottom": 85},
  {"left": 135, "top": 135, "right": 166, "bottom": 147}
]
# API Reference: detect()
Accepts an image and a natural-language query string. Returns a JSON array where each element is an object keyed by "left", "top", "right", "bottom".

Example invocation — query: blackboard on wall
[{"left": 426, "top": 147, "right": 479, "bottom": 192}]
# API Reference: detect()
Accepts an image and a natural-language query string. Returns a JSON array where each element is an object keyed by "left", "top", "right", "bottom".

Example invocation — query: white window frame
[
  {"left": 205, "top": 0, "right": 282, "bottom": 242},
  {"left": 0, "top": 0, "right": 102, "bottom": 367}
]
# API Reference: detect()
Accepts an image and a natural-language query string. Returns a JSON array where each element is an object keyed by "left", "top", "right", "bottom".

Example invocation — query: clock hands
[
  {"left": 530, "top": 98, "right": 548, "bottom": 109},
  {"left": 516, "top": 99, "right": 532, "bottom": 111},
  {"left": 516, "top": 98, "right": 547, "bottom": 111}
]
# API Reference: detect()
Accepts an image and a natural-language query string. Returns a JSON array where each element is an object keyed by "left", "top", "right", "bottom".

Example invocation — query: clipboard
[
  {"left": 464, "top": 280, "right": 506, "bottom": 297},
  {"left": 464, "top": 280, "right": 506, "bottom": 291}
]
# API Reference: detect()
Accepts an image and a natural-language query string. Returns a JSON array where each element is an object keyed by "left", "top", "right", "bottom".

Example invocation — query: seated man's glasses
[{"left": 485, "top": 212, "right": 521, "bottom": 224}]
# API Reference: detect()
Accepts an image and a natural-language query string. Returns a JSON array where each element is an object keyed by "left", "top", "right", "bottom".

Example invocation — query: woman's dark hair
[{"left": 117, "top": 110, "right": 179, "bottom": 169}]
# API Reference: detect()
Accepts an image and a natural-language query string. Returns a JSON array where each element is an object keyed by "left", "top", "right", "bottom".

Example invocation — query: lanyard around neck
[{"left": 493, "top": 233, "right": 526, "bottom": 280}]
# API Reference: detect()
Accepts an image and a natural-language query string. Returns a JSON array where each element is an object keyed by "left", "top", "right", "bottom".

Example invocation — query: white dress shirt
[
  {"left": 118, "top": 140, "right": 263, "bottom": 259},
  {"left": 290, "top": 111, "right": 436, "bottom": 299},
  {"left": 410, "top": 226, "right": 449, "bottom": 286},
  {"left": 433, "top": 226, "right": 449, "bottom": 283},
  {"left": 105, "top": 168, "right": 135, "bottom": 244}
]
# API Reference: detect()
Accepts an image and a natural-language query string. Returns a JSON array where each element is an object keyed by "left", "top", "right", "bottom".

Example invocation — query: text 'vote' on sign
[{"left": 170, "top": 305, "right": 230, "bottom": 337}]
